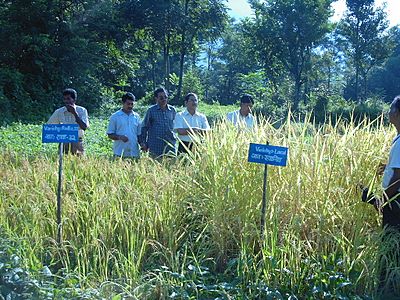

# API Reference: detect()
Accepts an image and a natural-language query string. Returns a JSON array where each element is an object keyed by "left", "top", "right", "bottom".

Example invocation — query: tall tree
[
  {"left": 249, "top": 0, "right": 333, "bottom": 111},
  {"left": 337, "top": 0, "right": 392, "bottom": 102},
  {"left": 174, "top": 0, "right": 227, "bottom": 103},
  {"left": 367, "top": 26, "right": 400, "bottom": 102}
]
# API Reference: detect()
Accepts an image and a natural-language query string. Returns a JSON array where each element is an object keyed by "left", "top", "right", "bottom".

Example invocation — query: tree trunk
[
  {"left": 293, "top": 73, "right": 302, "bottom": 112},
  {"left": 355, "top": 63, "right": 359, "bottom": 103},
  {"left": 175, "top": 0, "right": 190, "bottom": 104},
  {"left": 151, "top": 41, "right": 156, "bottom": 91},
  {"left": 176, "top": 48, "right": 186, "bottom": 104}
]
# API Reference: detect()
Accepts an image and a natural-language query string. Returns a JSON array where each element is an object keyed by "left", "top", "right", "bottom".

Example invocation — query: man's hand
[
  {"left": 377, "top": 163, "right": 386, "bottom": 176},
  {"left": 360, "top": 185, "right": 370, "bottom": 203},
  {"left": 66, "top": 104, "right": 77, "bottom": 116},
  {"left": 358, "top": 184, "right": 378, "bottom": 209},
  {"left": 140, "top": 143, "right": 148, "bottom": 152}
]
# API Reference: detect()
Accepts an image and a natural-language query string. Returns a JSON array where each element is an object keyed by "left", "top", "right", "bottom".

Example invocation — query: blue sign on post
[
  {"left": 248, "top": 143, "right": 288, "bottom": 166},
  {"left": 42, "top": 124, "right": 79, "bottom": 143}
]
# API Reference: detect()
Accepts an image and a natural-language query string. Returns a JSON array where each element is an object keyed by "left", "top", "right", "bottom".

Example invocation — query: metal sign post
[
  {"left": 56, "top": 142, "right": 63, "bottom": 244},
  {"left": 248, "top": 142, "right": 289, "bottom": 239},
  {"left": 260, "top": 160, "right": 268, "bottom": 238},
  {"left": 42, "top": 124, "right": 79, "bottom": 244}
]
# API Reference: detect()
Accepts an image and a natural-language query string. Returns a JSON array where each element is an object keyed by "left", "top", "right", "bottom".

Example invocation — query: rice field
[{"left": 0, "top": 114, "right": 396, "bottom": 299}]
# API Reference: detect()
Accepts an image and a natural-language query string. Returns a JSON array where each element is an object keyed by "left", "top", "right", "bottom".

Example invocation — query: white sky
[{"left": 227, "top": 0, "right": 400, "bottom": 27}]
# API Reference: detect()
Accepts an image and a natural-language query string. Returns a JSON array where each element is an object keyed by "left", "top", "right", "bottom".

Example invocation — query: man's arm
[
  {"left": 66, "top": 105, "right": 88, "bottom": 130},
  {"left": 383, "top": 168, "right": 400, "bottom": 201},
  {"left": 108, "top": 134, "right": 128, "bottom": 142},
  {"left": 176, "top": 128, "right": 201, "bottom": 135},
  {"left": 138, "top": 109, "right": 150, "bottom": 150},
  {"left": 107, "top": 116, "right": 128, "bottom": 142},
  {"left": 362, "top": 168, "right": 400, "bottom": 209},
  {"left": 174, "top": 114, "right": 201, "bottom": 135}
]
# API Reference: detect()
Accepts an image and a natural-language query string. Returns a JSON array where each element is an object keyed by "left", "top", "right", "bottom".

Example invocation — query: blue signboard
[
  {"left": 42, "top": 124, "right": 79, "bottom": 143},
  {"left": 248, "top": 143, "right": 288, "bottom": 166}
]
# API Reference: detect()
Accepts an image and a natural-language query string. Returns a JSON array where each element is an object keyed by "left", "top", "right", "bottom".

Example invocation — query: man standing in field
[
  {"left": 107, "top": 92, "right": 142, "bottom": 159},
  {"left": 174, "top": 93, "right": 210, "bottom": 154},
  {"left": 226, "top": 94, "right": 255, "bottom": 129},
  {"left": 139, "top": 87, "right": 177, "bottom": 158},
  {"left": 361, "top": 95, "right": 400, "bottom": 295},
  {"left": 47, "top": 88, "right": 89, "bottom": 155}
]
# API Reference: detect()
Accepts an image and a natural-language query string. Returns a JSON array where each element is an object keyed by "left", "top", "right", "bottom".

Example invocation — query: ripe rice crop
[{"left": 0, "top": 114, "right": 396, "bottom": 298}]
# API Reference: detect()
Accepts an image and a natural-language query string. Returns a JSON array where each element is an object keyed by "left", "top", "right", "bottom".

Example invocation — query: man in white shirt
[
  {"left": 107, "top": 92, "right": 142, "bottom": 158},
  {"left": 226, "top": 94, "right": 255, "bottom": 129},
  {"left": 362, "top": 95, "right": 400, "bottom": 229},
  {"left": 174, "top": 93, "right": 210, "bottom": 154},
  {"left": 361, "top": 95, "right": 400, "bottom": 295},
  {"left": 47, "top": 88, "right": 89, "bottom": 155}
]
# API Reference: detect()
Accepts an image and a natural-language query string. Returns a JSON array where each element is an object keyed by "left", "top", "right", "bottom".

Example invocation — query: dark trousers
[
  {"left": 378, "top": 198, "right": 400, "bottom": 296},
  {"left": 378, "top": 229, "right": 400, "bottom": 297},
  {"left": 364, "top": 194, "right": 400, "bottom": 296},
  {"left": 178, "top": 141, "right": 193, "bottom": 154}
]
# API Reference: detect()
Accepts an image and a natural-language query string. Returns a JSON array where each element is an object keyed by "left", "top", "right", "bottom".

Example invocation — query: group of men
[{"left": 47, "top": 87, "right": 255, "bottom": 158}]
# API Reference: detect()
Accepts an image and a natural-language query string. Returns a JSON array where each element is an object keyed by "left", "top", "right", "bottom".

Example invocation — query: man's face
[
  {"left": 156, "top": 92, "right": 168, "bottom": 108},
  {"left": 63, "top": 94, "right": 75, "bottom": 106},
  {"left": 186, "top": 95, "right": 198, "bottom": 112},
  {"left": 389, "top": 101, "right": 399, "bottom": 125},
  {"left": 240, "top": 102, "right": 253, "bottom": 116},
  {"left": 123, "top": 99, "right": 134, "bottom": 112}
]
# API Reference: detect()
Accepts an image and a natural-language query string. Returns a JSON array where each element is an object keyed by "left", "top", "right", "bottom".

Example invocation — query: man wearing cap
[
  {"left": 107, "top": 92, "right": 142, "bottom": 159},
  {"left": 47, "top": 88, "right": 89, "bottom": 155},
  {"left": 226, "top": 94, "right": 255, "bottom": 129},
  {"left": 174, "top": 93, "right": 210, "bottom": 154}
]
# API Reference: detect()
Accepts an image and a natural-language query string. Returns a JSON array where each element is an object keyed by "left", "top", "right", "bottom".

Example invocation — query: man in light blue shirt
[
  {"left": 107, "top": 92, "right": 142, "bottom": 158},
  {"left": 226, "top": 94, "right": 255, "bottom": 129}
]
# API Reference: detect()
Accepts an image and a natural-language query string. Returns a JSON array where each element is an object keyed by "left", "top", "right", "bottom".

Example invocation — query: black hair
[
  {"left": 63, "top": 88, "right": 77, "bottom": 100},
  {"left": 240, "top": 94, "right": 254, "bottom": 105},
  {"left": 184, "top": 92, "right": 198, "bottom": 103},
  {"left": 393, "top": 95, "right": 400, "bottom": 112},
  {"left": 154, "top": 87, "right": 168, "bottom": 98},
  {"left": 122, "top": 92, "right": 136, "bottom": 102}
]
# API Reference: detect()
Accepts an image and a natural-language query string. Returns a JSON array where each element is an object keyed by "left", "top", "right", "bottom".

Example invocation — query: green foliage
[
  {"left": 1, "top": 0, "right": 398, "bottom": 123},
  {"left": 302, "top": 92, "right": 389, "bottom": 123},
  {"left": 0, "top": 229, "right": 114, "bottom": 299}
]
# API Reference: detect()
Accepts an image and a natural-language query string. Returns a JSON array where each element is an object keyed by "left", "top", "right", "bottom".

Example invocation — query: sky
[{"left": 227, "top": 0, "right": 400, "bottom": 27}]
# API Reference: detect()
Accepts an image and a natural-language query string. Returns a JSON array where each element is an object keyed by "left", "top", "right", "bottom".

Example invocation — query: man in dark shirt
[{"left": 139, "top": 87, "right": 177, "bottom": 158}]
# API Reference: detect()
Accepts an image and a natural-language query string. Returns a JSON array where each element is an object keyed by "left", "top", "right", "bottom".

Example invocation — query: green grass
[{"left": 0, "top": 113, "right": 397, "bottom": 299}]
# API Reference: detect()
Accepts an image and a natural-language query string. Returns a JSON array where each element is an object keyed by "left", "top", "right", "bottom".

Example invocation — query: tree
[
  {"left": 0, "top": 0, "right": 143, "bottom": 122},
  {"left": 249, "top": 0, "right": 334, "bottom": 111},
  {"left": 174, "top": 0, "right": 227, "bottom": 103},
  {"left": 202, "top": 20, "right": 259, "bottom": 104},
  {"left": 337, "top": 0, "right": 392, "bottom": 102},
  {"left": 367, "top": 26, "right": 400, "bottom": 102}
]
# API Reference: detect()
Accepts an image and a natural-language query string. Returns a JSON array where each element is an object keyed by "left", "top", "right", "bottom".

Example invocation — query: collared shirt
[
  {"left": 107, "top": 109, "right": 142, "bottom": 158},
  {"left": 173, "top": 109, "right": 210, "bottom": 142},
  {"left": 139, "top": 104, "right": 177, "bottom": 157},
  {"left": 383, "top": 134, "right": 400, "bottom": 191},
  {"left": 47, "top": 105, "right": 89, "bottom": 138},
  {"left": 226, "top": 110, "right": 254, "bottom": 129}
]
